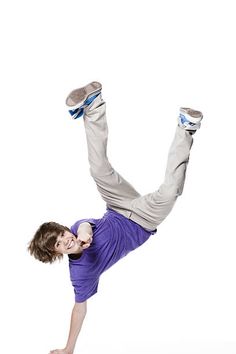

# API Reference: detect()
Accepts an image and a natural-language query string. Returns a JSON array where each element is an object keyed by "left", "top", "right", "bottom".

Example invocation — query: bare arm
[{"left": 50, "top": 301, "right": 87, "bottom": 354}]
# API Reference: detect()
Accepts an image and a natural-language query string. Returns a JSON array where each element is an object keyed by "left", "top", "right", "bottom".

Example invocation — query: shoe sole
[
  {"left": 180, "top": 107, "right": 203, "bottom": 123},
  {"left": 66, "top": 81, "right": 102, "bottom": 108}
]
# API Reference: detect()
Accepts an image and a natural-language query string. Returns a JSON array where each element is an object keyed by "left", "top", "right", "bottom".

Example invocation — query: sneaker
[
  {"left": 66, "top": 81, "right": 102, "bottom": 119},
  {"left": 178, "top": 107, "right": 203, "bottom": 131}
]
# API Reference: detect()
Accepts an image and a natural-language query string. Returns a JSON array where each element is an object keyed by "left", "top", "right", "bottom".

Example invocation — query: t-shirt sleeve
[
  {"left": 70, "top": 217, "right": 99, "bottom": 302},
  {"left": 70, "top": 218, "right": 97, "bottom": 235},
  {"left": 71, "top": 277, "right": 99, "bottom": 303}
]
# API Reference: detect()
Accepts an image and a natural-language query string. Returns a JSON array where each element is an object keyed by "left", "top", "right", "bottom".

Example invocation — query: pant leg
[
  {"left": 83, "top": 94, "right": 141, "bottom": 217},
  {"left": 129, "top": 126, "right": 194, "bottom": 230}
]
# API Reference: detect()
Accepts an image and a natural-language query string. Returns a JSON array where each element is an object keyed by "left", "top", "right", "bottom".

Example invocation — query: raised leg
[
  {"left": 129, "top": 126, "right": 195, "bottom": 231},
  {"left": 83, "top": 94, "right": 141, "bottom": 217}
]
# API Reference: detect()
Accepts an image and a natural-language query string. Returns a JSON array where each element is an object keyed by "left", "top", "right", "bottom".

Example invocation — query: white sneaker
[
  {"left": 66, "top": 81, "right": 102, "bottom": 119},
  {"left": 178, "top": 107, "right": 203, "bottom": 131}
]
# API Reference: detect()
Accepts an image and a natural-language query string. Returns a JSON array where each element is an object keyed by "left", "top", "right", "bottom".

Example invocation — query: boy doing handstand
[{"left": 28, "top": 81, "right": 203, "bottom": 354}]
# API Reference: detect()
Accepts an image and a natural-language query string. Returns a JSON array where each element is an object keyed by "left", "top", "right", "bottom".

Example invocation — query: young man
[{"left": 28, "top": 81, "right": 203, "bottom": 354}]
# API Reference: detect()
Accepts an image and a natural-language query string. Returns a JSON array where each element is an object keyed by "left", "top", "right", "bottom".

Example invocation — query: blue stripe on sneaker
[
  {"left": 68, "top": 92, "right": 100, "bottom": 119},
  {"left": 179, "top": 113, "right": 188, "bottom": 124},
  {"left": 69, "top": 107, "right": 84, "bottom": 119},
  {"left": 179, "top": 113, "right": 195, "bottom": 126},
  {"left": 84, "top": 93, "right": 100, "bottom": 105},
  {"left": 73, "top": 108, "right": 84, "bottom": 119},
  {"left": 69, "top": 107, "right": 80, "bottom": 116}
]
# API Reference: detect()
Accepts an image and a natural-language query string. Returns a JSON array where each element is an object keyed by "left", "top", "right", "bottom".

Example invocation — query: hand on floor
[{"left": 49, "top": 349, "right": 71, "bottom": 354}]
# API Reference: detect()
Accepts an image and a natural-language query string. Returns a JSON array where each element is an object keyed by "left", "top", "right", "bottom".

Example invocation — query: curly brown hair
[{"left": 28, "top": 222, "right": 71, "bottom": 263}]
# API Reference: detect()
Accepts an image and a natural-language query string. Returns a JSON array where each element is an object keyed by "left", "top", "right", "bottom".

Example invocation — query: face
[{"left": 55, "top": 231, "right": 84, "bottom": 255}]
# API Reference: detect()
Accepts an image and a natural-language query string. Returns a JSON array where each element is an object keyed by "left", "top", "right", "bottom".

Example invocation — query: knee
[
  {"left": 89, "top": 165, "right": 113, "bottom": 179},
  {"left": 155, "top": 184, "right": 180, "bottom": 202}
]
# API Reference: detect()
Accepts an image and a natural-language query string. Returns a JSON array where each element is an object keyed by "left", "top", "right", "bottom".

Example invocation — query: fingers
[
  {"left": 82, "top": 243, "right": 90, "bottom": 249},
  {"left": 81, "top": 239, "right": 93, "bottom": 249},
  {"left": 78, "top": 233, "right": 91, "bottom": 242},
  {"left": 78, "top": 232, "right": 93, "bottom": 243},
  {"left": 86, "top": 236, "right": 93, "bottom": 244},
  {"left": 79, "top": 236, "right": 93, "bottom": 248}
]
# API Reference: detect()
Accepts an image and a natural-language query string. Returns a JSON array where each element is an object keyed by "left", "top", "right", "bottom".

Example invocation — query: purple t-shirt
[{"left": 69, "top": 208, "right": 157, "bottom": 302}]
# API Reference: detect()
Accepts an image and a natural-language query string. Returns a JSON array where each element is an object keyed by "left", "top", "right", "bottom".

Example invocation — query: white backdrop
[{"left": 1, "top": 0, "right": 236, "bottom": 353}]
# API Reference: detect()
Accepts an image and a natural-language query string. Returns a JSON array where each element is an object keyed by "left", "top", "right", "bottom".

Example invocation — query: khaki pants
[{"left": 83, "top": 94, "right": 194, "bottom": 231}]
